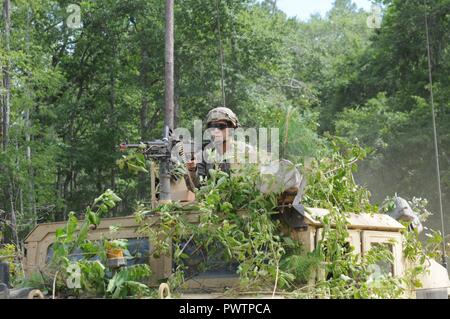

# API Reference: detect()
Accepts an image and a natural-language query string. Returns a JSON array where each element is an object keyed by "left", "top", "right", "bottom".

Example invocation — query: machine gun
[
  {"left": 119, "top": 139, "right": 174, "bottom": 160},
  {"left": 119, "top": 136, "right": 197, "bottom": 193}
]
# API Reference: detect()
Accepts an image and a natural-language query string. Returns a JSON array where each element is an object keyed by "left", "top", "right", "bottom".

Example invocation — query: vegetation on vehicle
[
  {"left": 133, "top": 139, "right": 440, "bottom": 299},
  {"left": 15, "top": 190, "right": 154, "bottom": 299}
]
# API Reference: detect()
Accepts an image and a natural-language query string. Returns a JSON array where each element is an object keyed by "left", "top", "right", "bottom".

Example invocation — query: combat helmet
[{"left": 206, "top": 107, "right": 240, "bottom": 128}]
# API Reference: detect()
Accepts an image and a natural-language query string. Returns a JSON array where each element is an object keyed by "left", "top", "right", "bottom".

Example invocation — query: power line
[{"left": 423, "top": 0, "right": 447, "bottom": 271}]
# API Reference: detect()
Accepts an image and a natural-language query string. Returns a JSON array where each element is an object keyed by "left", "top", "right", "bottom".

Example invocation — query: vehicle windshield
[{"left": 46, "top": 238, "right": 151, "bottom": 266}]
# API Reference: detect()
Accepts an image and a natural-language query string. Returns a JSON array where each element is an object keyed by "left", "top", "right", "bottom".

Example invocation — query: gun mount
[
  {"left": 119, "top": 137, "right": 197, "bottom": 198},
  {"left": 119, "top": 139, "right": 173, "bottom": 160}
]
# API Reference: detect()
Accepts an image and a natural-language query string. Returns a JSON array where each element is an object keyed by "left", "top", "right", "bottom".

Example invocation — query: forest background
[{"left": 0, "top": 0, "right": 449, "bottom": 244}]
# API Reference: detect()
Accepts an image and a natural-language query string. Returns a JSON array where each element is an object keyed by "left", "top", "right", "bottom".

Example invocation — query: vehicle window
[
  {"left": 173, "top": 241, "right": 238, "bottom": 277},
  {"left": 371, "top": 243, "right": 394, "bottom": 277},
  {"left": 46, "top": 238, "right": 151, "bottom": 266},
  {"left": 125, "top": 238, "right": 150, "bottom": 266},
  {"left": 46, "top": 244, "right": 89, "bottom": 264}
]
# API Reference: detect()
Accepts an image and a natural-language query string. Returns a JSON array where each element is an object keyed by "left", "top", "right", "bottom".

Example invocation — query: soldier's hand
[{"left": 186, "top": 160, "right": 197, "bottom": 172}]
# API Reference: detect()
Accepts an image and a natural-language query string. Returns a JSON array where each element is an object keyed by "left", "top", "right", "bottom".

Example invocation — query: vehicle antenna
[{"left": 424, "top": 0, "right": 448, "bottom": 271}]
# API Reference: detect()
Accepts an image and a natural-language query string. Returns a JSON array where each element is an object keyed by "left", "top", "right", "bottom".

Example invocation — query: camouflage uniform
[
  {"left": 189, "top": 107, "right": 262, "bottom": 187},
  {"left": 197, "top": 139, "right": 259, "bottom": 178}
]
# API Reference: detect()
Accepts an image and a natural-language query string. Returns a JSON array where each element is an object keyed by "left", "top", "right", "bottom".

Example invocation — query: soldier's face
[{"left": 208, "top": 120, "right": 230, "bottom": 143}]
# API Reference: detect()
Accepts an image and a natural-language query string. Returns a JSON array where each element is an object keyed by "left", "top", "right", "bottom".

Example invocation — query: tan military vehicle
[
  {"left": 11, "top": 156, "right": 447, "bottom": 299},
  {"left": 22, "top": 175, "right": 450, "bottom": 299}
]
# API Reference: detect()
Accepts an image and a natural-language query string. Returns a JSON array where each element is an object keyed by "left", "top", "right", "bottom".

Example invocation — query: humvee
[{"left": 21, "top": 176, "right": 450, "bottom": 299}]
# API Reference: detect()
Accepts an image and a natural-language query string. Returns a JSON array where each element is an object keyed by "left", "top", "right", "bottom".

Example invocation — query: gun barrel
[
  {"left": 119, "top": 143, "right": 144, "bottom": 151},
  {"left": 119, "top": 141, "right": 172, "bottom": 159}
]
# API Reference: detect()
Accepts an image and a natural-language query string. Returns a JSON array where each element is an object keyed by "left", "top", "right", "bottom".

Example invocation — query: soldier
[
  {"left": 185, "top": 107, "right": 305, "bottom": 207},
  {"left": 186, "top": 107, "right": 258, "bottom": 188}
]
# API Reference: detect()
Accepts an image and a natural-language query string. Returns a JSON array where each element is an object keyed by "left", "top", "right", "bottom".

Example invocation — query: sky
[{"left": 274, "top": 0, "right": 374, "bottom": 20}]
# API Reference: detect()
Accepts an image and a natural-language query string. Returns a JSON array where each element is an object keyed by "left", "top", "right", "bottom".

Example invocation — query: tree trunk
[
  {"left": 2, "top": 0, "right": 11, "bottom": 149},
  {"left": 140, "top": 96, "right": 149, "bottom": 139},
  {"left": 161, "top": 0, "right": 175, "bottom": 201},
  {"left": 110, "top": 63, "right": 117, "bottom": 216},
  {"left": 229, "top": 6, "right": 240, "bottom": 109},
  {"left": 164, "top": 0, "right": 175, "bottom": 131},
  {"left": 216, "top": 0, "right": 226, "bottom": 107},
  {"left": 8, "top": 181, "right": 19, "bottom": 248},
  {"left": 3, "top": 0, "right": 19, "bottom": 249},
  {"left": 25, "top": 109, "right": 37, "bottom": 226},
  {"left": 25, "top": 8, "right": 37, "bottom": 226}
]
